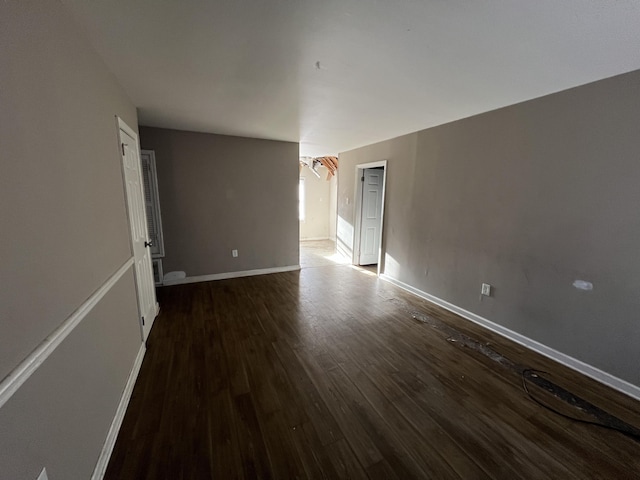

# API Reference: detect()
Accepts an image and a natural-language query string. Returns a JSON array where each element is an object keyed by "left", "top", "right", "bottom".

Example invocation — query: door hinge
[
  {"left": 361, "top": 176, "right": 365, "bottom": 182},
  {"left": 121, "top": 143, "right": 125, "bottom": 155},
  {"left": 141, "top": 316, "right": 145, "bottom": 326}
]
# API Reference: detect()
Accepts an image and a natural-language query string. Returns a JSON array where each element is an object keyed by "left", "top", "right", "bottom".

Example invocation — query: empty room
[{"left": 2, "top": 1, "right": 640, "bottom": 479}]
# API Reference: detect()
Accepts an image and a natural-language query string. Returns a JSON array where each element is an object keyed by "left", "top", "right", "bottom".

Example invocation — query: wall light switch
[
  {"left": 481, "top": 283, "right": 491, "bottom": 296},
  {"left": 232, "top": 249, "right": 238, "bottom": 258}
]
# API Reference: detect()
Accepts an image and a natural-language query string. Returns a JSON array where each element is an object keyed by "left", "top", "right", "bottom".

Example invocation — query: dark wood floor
[{"left": 106, "top": 265, "right": 640, "bottom": 479}]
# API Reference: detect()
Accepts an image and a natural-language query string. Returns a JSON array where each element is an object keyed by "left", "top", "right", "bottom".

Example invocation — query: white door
[
  {"left": 119, "top": 120, "right": 158, "bottom": 341},
  {"left": 359, "top": 168, "right": 384, "bottom": 265}
]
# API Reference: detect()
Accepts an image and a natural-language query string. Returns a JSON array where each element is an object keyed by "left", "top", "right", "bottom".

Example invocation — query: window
[
  {"left": 299, "top": 177, "right": 305, "bottom": 222},
  {"left": 140, "top": 150, "right": 165, "bottom": 257}
]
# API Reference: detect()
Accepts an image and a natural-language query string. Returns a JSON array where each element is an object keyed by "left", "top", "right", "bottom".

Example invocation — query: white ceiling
[{"left": 62, "top": 0, "right": 640, "bottom": 157}]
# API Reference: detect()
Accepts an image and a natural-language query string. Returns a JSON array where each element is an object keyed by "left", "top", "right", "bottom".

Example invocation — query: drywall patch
[{"left": 573, "top": 280, "right": 594, "bottom": 291}]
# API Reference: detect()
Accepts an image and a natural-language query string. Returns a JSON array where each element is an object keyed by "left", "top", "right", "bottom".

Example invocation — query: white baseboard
[
  {"left": 300, "top": 237, "right": 330, "bottom": 241},
  {"left": 92, "top": 342, "right": 146, "bottom": 480},
  {"left": 161, "top": 265, "right": 300, "bottom": 286},
  {"left": 380, "top": 274, "right": 640, "bottom": 402}
]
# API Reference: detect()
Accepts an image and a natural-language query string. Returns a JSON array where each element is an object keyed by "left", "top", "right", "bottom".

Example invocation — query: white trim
[
  {"left": 356, "top": 160, "right": 387, "bottom": 169},
  {"left": 161, "top": 265, "right": 300, "bottom": 286},
  {"left": 92, "top": 343, "right": 146, "bottom": 480},
  {"left": 379, "top": 273, "right": 640, "bottom": 402},
  {"left": 0, "top": 258, "right": 135, "bottom": 410}
]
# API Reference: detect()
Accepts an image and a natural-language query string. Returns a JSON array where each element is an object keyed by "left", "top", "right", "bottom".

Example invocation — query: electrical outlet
[
  {"left": 481, "top": 283, "right": 491, "bottom": 296},
  {"left": 232, "top": 249, "right": 238, "bottom": 258},
  {"left": 37, "top": 468, "right": 48, "bottom": 480}
]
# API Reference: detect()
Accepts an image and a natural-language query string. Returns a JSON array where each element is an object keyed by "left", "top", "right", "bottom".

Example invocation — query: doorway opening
[
  {"left": 299, "top": 157, "right": 342, "bottom": 268},
  {"left": 353, "top": 161, "right": 387, "bottom": 276}
]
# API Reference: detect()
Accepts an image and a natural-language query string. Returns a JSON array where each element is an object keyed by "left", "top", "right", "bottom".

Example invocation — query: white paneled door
[
  {"left": 118, "top": 119, "right": 158, "bottom": 341},
  {"left": 358, "top": 168, "right": 384, "bottom": 265}
]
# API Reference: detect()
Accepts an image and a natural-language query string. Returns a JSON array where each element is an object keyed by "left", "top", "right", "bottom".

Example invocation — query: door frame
[
  {"left": 353, "top": 160, "right": 387, "bottom": 276},
  {"left": 116, "top": 116, "right": 159, "bottom": 341}
]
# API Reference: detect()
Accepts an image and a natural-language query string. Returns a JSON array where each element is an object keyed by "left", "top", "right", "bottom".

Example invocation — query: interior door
[
  {"left": 358, "top": 168, "right": 384, "bottom": 265},
  {"left": 119, "top": 123, "right": 158, "bottom": 341}
]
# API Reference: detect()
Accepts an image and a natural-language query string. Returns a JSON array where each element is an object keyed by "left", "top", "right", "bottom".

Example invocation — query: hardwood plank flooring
[{"left": 105, "top": 265, "right": 640, "bottom": 479}]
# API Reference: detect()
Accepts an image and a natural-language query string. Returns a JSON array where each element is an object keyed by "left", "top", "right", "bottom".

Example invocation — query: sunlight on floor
[
  {"left": 300, "top": 239, "right": 380, "bottom": 277},
  {"left": 300, "top": 239, "right": 350, "bottom": 268},
  {"left": 323, "top": 252, "right": 350, "bottom": 264},
  {"left": 350, "top": 265, "right": 378, "bottom": 276}
]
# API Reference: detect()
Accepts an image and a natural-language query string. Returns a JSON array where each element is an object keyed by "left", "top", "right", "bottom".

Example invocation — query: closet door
[{"left": 119, "top": 121, "right": 158, "bottom": 341}]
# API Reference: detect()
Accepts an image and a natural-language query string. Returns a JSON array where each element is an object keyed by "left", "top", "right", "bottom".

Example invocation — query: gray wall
[
  {"left": 338, "top": 69, "right": 640, "bottom": 387},
  {"left": 0, "top": 272, "right": 141, "bottom": 480},
  {"left": 1, "top": 1, "right": 142, "bottom": 478},
  {"left": 140, "top": 127, "right": 300, "bottom": 277}
]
